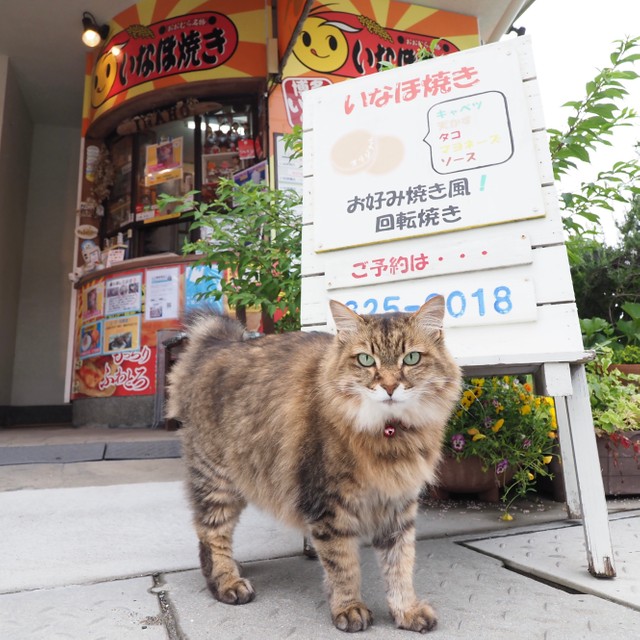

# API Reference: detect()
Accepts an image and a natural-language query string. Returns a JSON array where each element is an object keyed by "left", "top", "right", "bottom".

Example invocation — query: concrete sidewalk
[{"left": 1, "top": 430, "right": 639, "bottom": 639}]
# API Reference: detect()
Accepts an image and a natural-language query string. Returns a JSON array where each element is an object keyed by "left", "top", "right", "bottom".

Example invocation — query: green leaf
[{"left": 622, "top": 302, "right": 640, "bottom": 321}]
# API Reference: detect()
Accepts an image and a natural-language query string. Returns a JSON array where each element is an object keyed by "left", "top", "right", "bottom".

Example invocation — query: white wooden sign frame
[{"left": 301, "top": 36, "right": 615, "bottom": 578}]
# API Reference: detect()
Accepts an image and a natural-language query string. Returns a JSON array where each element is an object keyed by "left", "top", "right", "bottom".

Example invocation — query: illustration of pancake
[{"left": 330, "top": 131, "right": 403, "bottom": 175}]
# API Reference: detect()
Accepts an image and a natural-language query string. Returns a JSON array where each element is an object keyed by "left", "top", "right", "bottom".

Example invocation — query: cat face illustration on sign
[
  {"left": 292, "top": 16, "right": 359, "bottom": 73},
  {"left": 92, "top": 46, "right": 122, "bottom": 108},
  {"left": 291, "top": 10, "right": 460, "bottom": 77}
]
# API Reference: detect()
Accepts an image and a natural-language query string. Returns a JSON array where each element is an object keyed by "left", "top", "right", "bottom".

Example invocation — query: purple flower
[
  {"left": 523, "top": 438, "right": 532, "bottom": 449},
  {"left": 496, "top": 459, "right": 509, "bottom": 475},
  {"left": 451, "top": 434, "right": 466, "bottom": 452},
  {"left": 484, "top": 417, "right": 494, "bottom": 428}
]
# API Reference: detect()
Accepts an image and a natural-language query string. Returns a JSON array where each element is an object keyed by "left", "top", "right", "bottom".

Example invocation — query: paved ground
[{"left": 1, "top": 426, "right": 639, "bottom": 639}]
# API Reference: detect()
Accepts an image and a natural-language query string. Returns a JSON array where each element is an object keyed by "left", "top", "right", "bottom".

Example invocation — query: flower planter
[
  {"left": 432, "top": 455, "right": 512, "bottom": 503},
  {"left": 597, "top": 431, "right": 640, "bottom": 496},
  {"left": 608, "top": 364, "right": 640, "bottom": 386},
  {"left": 540, "top": 433, "right": 640, "bottom": 500}
]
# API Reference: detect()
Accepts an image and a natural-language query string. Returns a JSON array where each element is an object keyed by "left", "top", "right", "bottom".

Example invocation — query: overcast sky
[{"left": 513, "top": 0, "right": 640, "bottom": 241}]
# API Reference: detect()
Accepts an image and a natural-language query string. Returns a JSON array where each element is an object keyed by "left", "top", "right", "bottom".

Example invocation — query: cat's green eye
[
  {"left": 357, "top": 353, "right": 376, "bottom": 367},
  {"left": 403, "top": 351, "right": 421, "bottom": 366}
]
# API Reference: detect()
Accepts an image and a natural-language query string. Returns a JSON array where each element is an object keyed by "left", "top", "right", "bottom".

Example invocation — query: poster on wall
[
  {"left": 74, "top": 347, "right": 154, "bottom": 397},
  {"left": 104, "top": 273, "right": 143, "bottom": 316},
  {"left": 103, "top": 315, "right": 142, "bottom": 355},
  {"left": 79, "top": 321, "right": 103, "bottom": 358},
  {"left": 274, "top": 134, "right": 303, "bottom": 196},
  {"left": 73, "top": 265, "right": 186, "bottom": 400},
  {"left": 185, "top": 264, "right": 224, "bottom": 313},
  {"left": 145, "top": 138, "right": 183, "bottom": 187},
  {"left": 146, "top": 267, "right": 180, "bottom": 320},
  {"left": 233, "top": 160, "right": 267, "bottom": 187},
  {"left": 82, "top": 282, "right": 104, "bottom": 322}
]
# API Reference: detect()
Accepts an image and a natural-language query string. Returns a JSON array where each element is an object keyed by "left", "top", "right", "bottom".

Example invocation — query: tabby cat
[{"left": 167, "top": 295, "right": 461, "bottom": 633}]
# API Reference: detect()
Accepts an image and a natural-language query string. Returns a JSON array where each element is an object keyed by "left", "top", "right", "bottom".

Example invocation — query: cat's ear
[
  {"left": 412, "top": 295, "right": 445, "bottom": 336},
  {"left": 329, "top": 300, "right": 363, "bottom": 335}
]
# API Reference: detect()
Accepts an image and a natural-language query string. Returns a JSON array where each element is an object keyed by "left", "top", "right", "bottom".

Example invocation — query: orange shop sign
[{"left": 91, "top": 12, "right": 239, "bottom": 109}]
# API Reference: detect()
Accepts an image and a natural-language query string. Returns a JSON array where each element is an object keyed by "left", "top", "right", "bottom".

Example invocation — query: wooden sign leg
[
  {"left": 556, "top": 364, "right": 616, "bottom": 578},
  {"left": 553, "top": 396, "right": 582, "bottom": 519}
]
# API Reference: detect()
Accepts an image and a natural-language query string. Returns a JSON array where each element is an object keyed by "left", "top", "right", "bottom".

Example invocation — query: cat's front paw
[
  {"left": 332, "top": 602, "right": 373, "bottom": 632},
  {"left": 208, "top": 577, "right": 255, "bottom": 605},
  {"left": 395, "top": 601, "right": 437, "bottom": 633}
]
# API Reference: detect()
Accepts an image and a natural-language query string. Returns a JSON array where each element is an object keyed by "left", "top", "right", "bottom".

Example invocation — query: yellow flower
[
  {"left": 471, "top": 378, "right": 485, "bottom": 387},
  {"left": 472, "top": 433, "right": 487, "bottom": 441},
  {"left": 542, "top": 455, "right": 553, "bottom": 464},
  {"left": 492, "top": 418, "right": 505, "bottom": 433},
  {"left": 520, "top": 405, "right": 532, "bottom": 416},
  {"left": 462, "top": 390, "right": 476, "bottom": 402},
  {"left": 501, "top": 513, "right": 514, "bottom": 521},
  {"left": 496, "top": 404, "right": 504, "bottom": 413},
  {"left": 467, "top": 428, "right": 479, "bottom": 435},
  {"left": 527, "top": 472, "right": 535, "bottom": 481},
  {"left": 548, "top": 431, "right": 557, "bottom": 439},
  {"left": 544, "top": 397, "right": 555, "bottom": 407},
  {"left": 503, "top": 375, "right": 511, "bottom": 384}
]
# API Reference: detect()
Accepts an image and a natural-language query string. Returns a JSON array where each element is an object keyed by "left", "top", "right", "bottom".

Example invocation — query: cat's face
[{"left": 328, "top": 296, "right": 461, "bottom": 433}]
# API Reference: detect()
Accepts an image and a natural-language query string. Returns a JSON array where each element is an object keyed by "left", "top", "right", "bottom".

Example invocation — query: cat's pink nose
[{"left": 381, "top": 382, "right": 398, "bottom": 396}]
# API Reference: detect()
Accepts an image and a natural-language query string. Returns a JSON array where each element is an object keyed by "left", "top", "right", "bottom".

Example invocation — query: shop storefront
[{"left": 69, "top": 0, "right": 480, "bottom": 426}]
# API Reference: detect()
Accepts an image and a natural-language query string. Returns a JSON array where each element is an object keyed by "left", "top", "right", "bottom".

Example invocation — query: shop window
[
  {"left": 200, "top": 105, "right": 256, "bottom": 203},
  {"left": 105, "top": 137, "right": 133, "bottom": 235},
  {"left": 102, "top": 99, "right": 262, "bottom": 260}
]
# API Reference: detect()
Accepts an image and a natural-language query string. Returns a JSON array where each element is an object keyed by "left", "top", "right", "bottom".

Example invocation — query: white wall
[
  {"left": 0, "top": 56, "right": 32, "bottom": 406},
  {"left": 10, "top": 124, "right": 80, "bottom": 405}
]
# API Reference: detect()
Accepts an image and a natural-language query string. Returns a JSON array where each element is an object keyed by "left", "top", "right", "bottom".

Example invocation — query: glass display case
[{"left": 101, "top": 99, "right": 263, "bottom": 259}]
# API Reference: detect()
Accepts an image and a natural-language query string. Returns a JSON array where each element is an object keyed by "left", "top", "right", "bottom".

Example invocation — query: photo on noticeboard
[
  {"left": 103, "top": 315, "right": 141, "bottom": 355},
  {"left": 104, "top": 274, "right": 143, "bottom": 317},
  {"left": 79, "top": 320, "right": 103, "bottom": 359},
  {"left": 82, "top": 282, "right": 104, "bottom": 322},
  {"left": 145, "top": 266, "right": 180, "bottom": 321}
]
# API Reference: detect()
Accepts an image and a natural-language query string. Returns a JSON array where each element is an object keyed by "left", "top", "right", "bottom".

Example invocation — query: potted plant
[
  {"left": 438, "top": 376, "right": 557, "bottom": 520},
  {"left": 586, "top": 347, "right": 640, "bottom": 495},
  {"left": 610, "top": 344, "right": 640, "bottom": 379},
  {"left": 158, "top": 177, "right": 302, "bottom": 333}
]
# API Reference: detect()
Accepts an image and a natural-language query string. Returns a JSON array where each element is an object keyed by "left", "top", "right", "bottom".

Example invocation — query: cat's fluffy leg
[
  {"left": 310, "top": 529, "right": 373, "bottom": 632},
  {"left": 187, "top": 458, "right": 254, "bottom": 605},
  {"left": 373, "top": 504, "right": 437, "bottom": 633}
]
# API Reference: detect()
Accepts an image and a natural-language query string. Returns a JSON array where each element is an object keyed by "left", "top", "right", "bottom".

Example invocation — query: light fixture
[{"left": 82, "top": 11, "right": 109, "bottom": 48}]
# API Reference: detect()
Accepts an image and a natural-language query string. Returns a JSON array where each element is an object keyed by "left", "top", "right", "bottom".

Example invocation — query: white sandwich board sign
[{"left": 301, "top": 36, "right": 616, "bottom": 579}]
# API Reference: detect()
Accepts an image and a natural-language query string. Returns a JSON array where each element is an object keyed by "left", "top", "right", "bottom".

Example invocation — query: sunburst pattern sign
[{"left": 82, "top": 0, "right": 268, "bottom": 134}]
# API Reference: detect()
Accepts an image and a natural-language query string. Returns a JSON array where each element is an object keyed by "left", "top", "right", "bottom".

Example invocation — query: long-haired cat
[{"left": 167, "top": 296, "right": 461, "bottom": 633}]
